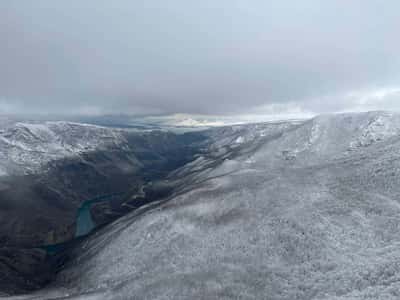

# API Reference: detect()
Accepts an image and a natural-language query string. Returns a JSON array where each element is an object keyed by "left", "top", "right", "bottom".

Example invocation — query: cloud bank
[{"left": 1, "top": 1, "right": 399, "bottom": 116}]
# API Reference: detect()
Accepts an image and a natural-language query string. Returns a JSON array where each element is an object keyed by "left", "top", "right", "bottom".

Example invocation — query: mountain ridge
[{"left": 4, "top": 111, "right": 400, "bottom": 299}]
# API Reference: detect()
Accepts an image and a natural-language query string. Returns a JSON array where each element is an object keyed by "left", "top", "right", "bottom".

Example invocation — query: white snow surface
[{"left": 9, "top": 111, "right": 400, "bottom": 299}]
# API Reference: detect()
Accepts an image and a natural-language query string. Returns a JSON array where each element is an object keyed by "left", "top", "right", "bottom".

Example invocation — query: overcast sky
[{"left": 1, "top": 1, "right": 399, "bottom": 116}]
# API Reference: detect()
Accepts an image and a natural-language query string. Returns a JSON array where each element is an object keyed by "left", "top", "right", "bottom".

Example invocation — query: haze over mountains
[{"left": 0, "top": 111, "right": 399, "bottom": 299}]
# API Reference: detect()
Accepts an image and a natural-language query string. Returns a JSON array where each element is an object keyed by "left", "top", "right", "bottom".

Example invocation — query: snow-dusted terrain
[
  {"left": 0, "top": 121, "right": 130, "bottom": 176},
  {"left": 0, "top": 120, "right": 208, "bottom": 294},
  {"left": 6, "top": 111, "right": 400, "bottom": 299}
]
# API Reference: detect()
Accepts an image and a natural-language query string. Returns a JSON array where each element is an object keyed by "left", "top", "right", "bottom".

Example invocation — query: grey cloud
[{"left": 1, "top": 1, "right": 399, "bottom": 116}]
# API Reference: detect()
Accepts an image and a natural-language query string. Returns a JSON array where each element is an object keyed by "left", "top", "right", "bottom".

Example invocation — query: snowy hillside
[
  {"left": 0, "top": 122, "right": 129, "bottom": 176},
  {"left": 9, "top": 111, "right": 400, "bottom": 299}
]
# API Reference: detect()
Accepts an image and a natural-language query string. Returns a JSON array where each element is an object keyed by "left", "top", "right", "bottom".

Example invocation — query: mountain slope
[
  {"left": 0, "top": 120, "right": 207, "bottom": 295},
  {"left": 8, "top": 112, "right": 400, "bottom": 299}
]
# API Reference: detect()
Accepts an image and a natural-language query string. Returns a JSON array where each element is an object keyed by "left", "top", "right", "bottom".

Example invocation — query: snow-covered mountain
[
  {"left": 0, "top": 120, "right": 206, "bottom": 295},
  {"left": 6, "top": 111, "right": 400, "bottom": 299},
  {"left": 0, "top": 121, "right": 131, "bottom": 176}
]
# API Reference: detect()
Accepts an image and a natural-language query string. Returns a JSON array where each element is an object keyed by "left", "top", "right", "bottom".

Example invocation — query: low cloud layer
[{"left": 1, "top": 1, "right": 399, "bottom": 116}]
